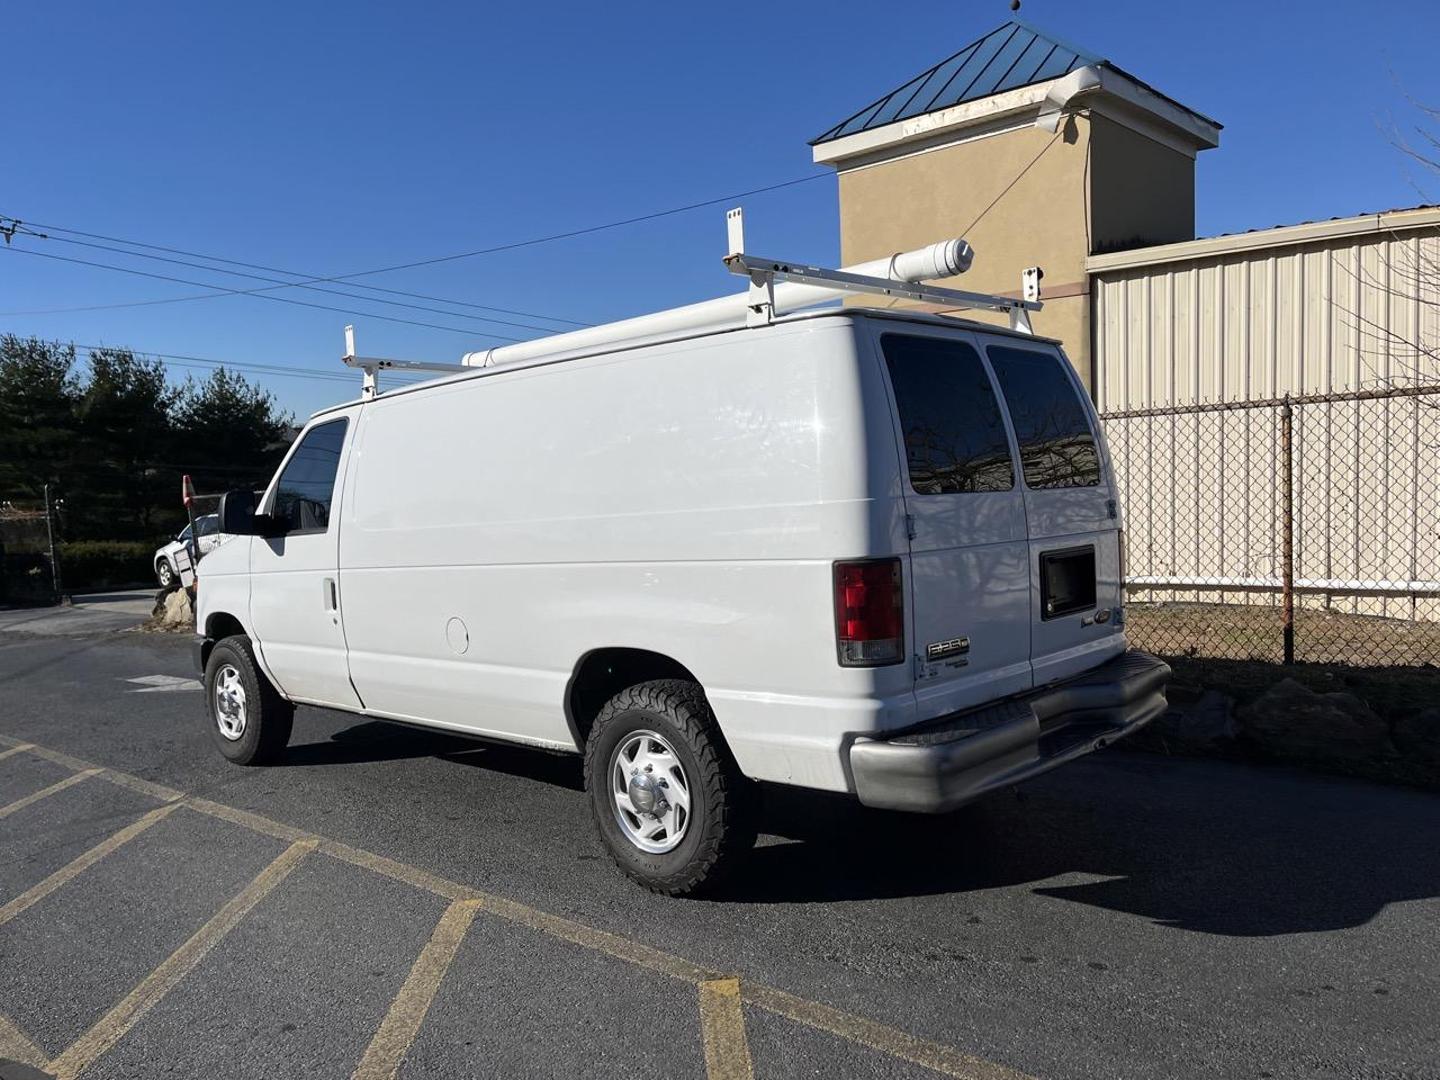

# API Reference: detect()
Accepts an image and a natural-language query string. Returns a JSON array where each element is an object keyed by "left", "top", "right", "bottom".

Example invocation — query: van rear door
[
  {"left": 981, "top": 336, "right": 1125, "bottom": 686},
  {"left": 874, "top": 327, "right": 1034, "bottom": 721}
]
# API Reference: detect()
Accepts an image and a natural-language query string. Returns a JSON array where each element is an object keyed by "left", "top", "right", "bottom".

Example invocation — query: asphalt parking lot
[{"left": 0, "top": 610, "right": 1436, "bottom": 1079}]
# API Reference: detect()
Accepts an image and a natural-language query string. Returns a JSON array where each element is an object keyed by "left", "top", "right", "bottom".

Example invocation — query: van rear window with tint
[
  {"left": 881, "top": 334, "right": 1014, "bottom": 495},
  {"left": 987, "top": 346, "right": 1101, "bottom": 489}
]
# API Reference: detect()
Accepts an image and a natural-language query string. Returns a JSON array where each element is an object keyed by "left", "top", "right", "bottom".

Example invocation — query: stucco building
[{"left": 812, "top": 21, "right": 1440, "bottom": 640}]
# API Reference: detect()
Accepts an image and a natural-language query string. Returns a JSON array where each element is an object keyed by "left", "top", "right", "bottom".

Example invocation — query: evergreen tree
[
  {"left": 0, "top": 336, "right": 78, "bottom": 503},
  {"left": 174, "top": 367, "right": 294, "bottom": 497}
]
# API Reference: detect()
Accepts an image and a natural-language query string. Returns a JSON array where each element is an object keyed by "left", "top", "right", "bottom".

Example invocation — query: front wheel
[
  {"left": 156, "top": 560, "right": 175, "bottom": 588},
  {"left": 203, "top": 635, "right": 294, "bottom": 765},
  {"left": 584, "top": 679, "right": 755, "bottom": 896}
]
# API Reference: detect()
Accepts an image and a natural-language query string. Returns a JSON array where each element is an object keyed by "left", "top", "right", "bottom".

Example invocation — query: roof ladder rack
[
  {"left": 341, "top": 325, "right": 469, "bottom": 399},
  {"left": 722, "top": 208, "right": 1043, "bottom": 334}
]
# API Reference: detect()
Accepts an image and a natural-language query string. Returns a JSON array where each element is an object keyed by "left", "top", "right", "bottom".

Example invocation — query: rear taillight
[
  {"left": 834, "top": 558, "right": 904, "bottom": 667},
  {"left": 1117, "top": 528, "right": 1126, "bottom": 584}
]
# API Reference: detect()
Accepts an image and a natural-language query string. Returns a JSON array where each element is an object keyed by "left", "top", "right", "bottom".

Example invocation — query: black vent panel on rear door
[{"left": 1040, "top": 546, "right": 1096, "bottom": 619}]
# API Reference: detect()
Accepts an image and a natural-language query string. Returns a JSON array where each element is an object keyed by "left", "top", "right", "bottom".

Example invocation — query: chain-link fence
[
  {"left": 0, "top": 503, "right": 59, "bottom": 605},
  {"left": 1101, "top": 382, "right": 1440, "bottom": 666}
]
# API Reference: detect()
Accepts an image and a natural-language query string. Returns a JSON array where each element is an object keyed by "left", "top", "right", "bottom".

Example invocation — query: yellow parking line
[
  {"left": 0, "top": 768, "right": 101, "bottom": 820},
  {"left": 351, "top": 898, "right": 483, "bottom": 1080},
  {"left": 322, "top": 838, "right": 475, "bottom": 903},
  {"left": 47, "top": 838, "right": 316, "bottom": 1080},
  {"left": 9, "top": 740, "right": 185, "bottom": 804},
  {"left": 4, "top": 734, "right": 1035, "bottom": 1080},
  {"left": 699, "top": 978, "right": 755, "bottom": 1080},
  {"left": 741, "top": 982, "right": 1034, "bottom": 1080},
  {"left": 0, "top": 802, "right": 181, "bottom": 928},
  {"left": 477, "top": 892, "right": 720, "bottom": 983},
  {"left": 0, "top": 741, "right": 36, "bottom": 762},
  {"left": 0, "top": 1010, "right": 48, "bottom": 1071}
]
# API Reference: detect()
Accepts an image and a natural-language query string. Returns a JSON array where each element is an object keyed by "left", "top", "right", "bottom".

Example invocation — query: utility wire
[
  {"left": 6, "top": 336, "right": 426, "bottom": 388},
  {"left": 5, "top": 229, "right": 569, "bottom": 335},
  {"left": 1, "top": 223, "right": 579, "bottom": 334},
  {"left": 5, "top": 218, "right": 590, "bottom": 325},
  {"left": 0, "top": 246, "right": 521, "bottom": 342},
  {"left": 0, "top": 171, "right": 830, "bottom": 317}
]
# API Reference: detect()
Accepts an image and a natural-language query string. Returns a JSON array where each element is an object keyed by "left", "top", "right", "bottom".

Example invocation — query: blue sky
[{"left": 2, "top": 0, "right": 1436, "bottom": 417}]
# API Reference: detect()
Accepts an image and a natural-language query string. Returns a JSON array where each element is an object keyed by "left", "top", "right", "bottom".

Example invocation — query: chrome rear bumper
[{"left": 849, "top": 650, "right": 1170, "bottom": 813}]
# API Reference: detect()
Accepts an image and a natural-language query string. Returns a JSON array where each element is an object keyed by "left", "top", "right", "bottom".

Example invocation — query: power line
[
  {"left": 4, "top": 219, "right": 591, "bottom": 327},
  {"left": 305, "top": 173, "right": 831, "bottom": 280},
  {"left": 0, "top": 246, "right": 522, "bottom": 342},
  {"left": 2, "top": 225, "right": 575, "bottom": 335},
  {"left": 0, "top": 171, "right": 830, "bottom": 317},
  {"left": 5, "top": 335, "right": 426, "bottom": 388}
]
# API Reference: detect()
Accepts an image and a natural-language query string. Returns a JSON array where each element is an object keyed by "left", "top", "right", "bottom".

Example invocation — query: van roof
[{"left": 308, "top": 308, "right": 1064, "bottom": 419}]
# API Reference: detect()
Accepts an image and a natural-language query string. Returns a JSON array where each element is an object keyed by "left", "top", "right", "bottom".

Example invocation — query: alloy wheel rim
[
  {"left": 213, "top": 664, "right": 248, "bottom": 741},
  {"left": 610, "top": 729, "right": 691, "bottom": 854}
]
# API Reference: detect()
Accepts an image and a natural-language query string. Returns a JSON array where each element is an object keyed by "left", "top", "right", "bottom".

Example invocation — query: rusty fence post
[{"left": 1280, "top": 397, "right": 1295, "bottom": 664}]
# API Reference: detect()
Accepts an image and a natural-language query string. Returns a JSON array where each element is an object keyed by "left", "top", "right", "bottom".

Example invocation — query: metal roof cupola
[{"left": 813, "top": 20, "right": 1106, "bottom": 145}]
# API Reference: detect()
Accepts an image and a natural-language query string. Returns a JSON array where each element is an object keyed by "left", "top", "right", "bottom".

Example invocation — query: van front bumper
[{"left": 848, "top": 650, "right": 1170, "bottom": 813}]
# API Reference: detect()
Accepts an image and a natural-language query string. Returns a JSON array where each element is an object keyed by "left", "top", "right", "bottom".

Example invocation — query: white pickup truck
[{"left": 193, "top": 231, "right": 1168, "bottom": 894}]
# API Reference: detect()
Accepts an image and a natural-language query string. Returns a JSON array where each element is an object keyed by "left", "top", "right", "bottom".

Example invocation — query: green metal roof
[{"left": 813, "top": 20, "right": 1102, "bottom": 145}]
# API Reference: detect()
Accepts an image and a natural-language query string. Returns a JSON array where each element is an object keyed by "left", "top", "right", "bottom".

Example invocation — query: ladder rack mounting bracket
[
  {"left": 342, "top": 324, "right": 469, "bottom": 399},
  {"left": 722, "top": 253, "right": 1043, "bottom": 332}
]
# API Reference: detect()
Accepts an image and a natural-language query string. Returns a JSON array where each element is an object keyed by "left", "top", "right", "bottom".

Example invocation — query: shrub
[{"left": 58, "top": 540, "right": 156, "bottom": 590}]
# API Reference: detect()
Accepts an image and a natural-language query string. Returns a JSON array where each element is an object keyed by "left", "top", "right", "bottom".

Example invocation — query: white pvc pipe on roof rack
[{"left": 460, "top": 238, "right": 975, "bottom": 369}]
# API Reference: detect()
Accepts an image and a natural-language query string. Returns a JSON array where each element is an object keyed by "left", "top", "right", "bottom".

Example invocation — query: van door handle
[{"left": 323, "top": 577, "right": 338, "bottom": 611}]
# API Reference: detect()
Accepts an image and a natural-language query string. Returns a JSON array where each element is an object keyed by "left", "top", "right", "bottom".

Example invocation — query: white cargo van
[{"left": 194, "top": 222, "right": 1168, "bottom": 894}]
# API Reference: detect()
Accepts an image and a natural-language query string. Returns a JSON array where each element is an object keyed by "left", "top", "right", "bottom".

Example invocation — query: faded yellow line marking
[
  {"left": 48, "top": 839, "right": 316, "bottom": 1080},
  {"left": 0, "top": 1010, "right": 48, "bottom": 1071},
  {"left": 7, "top": 735, "right": 1034, "bottom": 1080},
  {"left": 742, "top": 982, "right": 1035, "bottom": 1080},
  {"left": 187, "top": 796, "right": 312, "bottom": 845},
  {"left": 480, "top": 893, "right": 718, "bottom": 983},
  {"left": 0, "top": 802, "right": 182, "bottom": 928},
  {"left": 322, "top": 838, "right": 474, "bottom": 902},
  {"left": 13, "top": 741, "right": 186, "bottom": 803},
  {"left": 0, "top": 768, "right": 100, "bottom": 820},
  {"left": 351, "top": 898, "right": 483, "bottom": 1080},
  {"left": 699, "top": 978, "right": 755, "bottom": 1080},
  {"left": 0, "top": 741, "right": 36, "bottom": 762}
]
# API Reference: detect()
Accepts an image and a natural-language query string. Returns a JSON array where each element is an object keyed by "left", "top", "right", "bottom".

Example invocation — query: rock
[
  {"left": 1128, "top": 690, "right": 1238, "bottom": 756},
  {"left": 152, "top": 584, "right": 179, "bottom": 618},
  {"left": 1392, "top": 709, "right": 1440, "bottom": 771},
  {"left": 1238, "top": 678, "right": 1393, "bottom": 768},
  {"left": 151, "top": 587, "right": 194, "bottom": 631}
]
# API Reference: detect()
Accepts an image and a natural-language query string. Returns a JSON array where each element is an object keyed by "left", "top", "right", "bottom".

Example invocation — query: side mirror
[{"left": 217, "top": 489, "right": 259, "bottom": 536}]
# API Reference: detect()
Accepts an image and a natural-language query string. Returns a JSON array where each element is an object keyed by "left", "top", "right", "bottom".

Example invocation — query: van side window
[
  {"left": 987, "top": 346, "right": 1101, "bottom": 489},
  {"left": 271, "top": 418, "right": 348, "bottom": 534},
  {"left": 881, "top": 334, "right": 1014, "bottom": 495}
]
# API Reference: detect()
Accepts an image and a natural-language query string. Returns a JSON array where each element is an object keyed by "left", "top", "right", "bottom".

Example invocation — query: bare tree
[{"left": 1329, "top": 99, "right": 1440, "bottom": 390}]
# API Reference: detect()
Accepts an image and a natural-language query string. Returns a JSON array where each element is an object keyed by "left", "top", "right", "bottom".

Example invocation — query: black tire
[
  {"left": 203, "top": 635, "right": 294, "bottom": 765},
  {"left": 584, "top": 679, "right": 755, "bottom": 896},
  {"left": 156, "top": 560, "right": 176, "bottom": 588}
]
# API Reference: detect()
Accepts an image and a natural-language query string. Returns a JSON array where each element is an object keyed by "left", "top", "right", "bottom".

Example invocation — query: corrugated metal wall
[{"left": 1092, "top": 225, "right": 1440, "bottom": 622}]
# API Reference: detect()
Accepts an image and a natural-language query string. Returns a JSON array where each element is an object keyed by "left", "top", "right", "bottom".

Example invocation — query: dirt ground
[{"left": 1125, "top": 601, "right": 1440, "bottom": 668}]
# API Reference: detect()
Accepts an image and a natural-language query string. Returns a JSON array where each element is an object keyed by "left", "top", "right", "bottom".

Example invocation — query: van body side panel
[{"left": 338, "top": 321, "right": 910, "bottom": 788}]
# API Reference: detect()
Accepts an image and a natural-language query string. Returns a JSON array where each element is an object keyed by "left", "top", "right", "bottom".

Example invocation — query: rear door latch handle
[{"left": 323, "top": 577, "right": 338, "bottom": 610}]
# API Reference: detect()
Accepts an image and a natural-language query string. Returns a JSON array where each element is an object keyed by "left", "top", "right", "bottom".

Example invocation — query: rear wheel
[
  {"left": 584, "top": 679, "right": 755, "bottom": 895},
  {"left": 203, "top": 635, "right": 293, "bottom": 765}
]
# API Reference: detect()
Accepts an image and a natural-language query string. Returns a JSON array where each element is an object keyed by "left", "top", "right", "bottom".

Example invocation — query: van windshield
[
  {"left": 987, "top": 345, "right": 1101, "bottom": 489},
  {"left": 881, "top": 334, "right": 1014, "bottom": 495}
]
